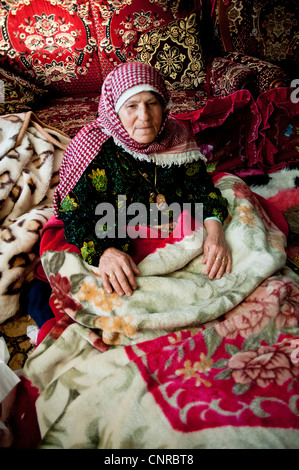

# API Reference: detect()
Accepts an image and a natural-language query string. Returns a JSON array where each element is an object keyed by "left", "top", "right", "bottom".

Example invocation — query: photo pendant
[{"left": 156, "top": 194, "right": 167, "bottom": 211}]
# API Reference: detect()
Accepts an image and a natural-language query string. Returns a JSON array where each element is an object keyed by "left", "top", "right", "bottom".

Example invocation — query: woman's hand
[
  {"left": 99, "top": 247, "right": 141, "bottom": 296},
  {"left": 202, "top": 219, "right": 232, "bottom": 280}
]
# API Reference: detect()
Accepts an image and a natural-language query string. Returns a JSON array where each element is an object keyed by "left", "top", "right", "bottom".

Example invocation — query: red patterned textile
[
  {"left": 89, "top": 0, "right": 197, "bottom": 78},
  {"left": 34, "top": 94, "right": 100, "bottom": 137},
  {"left": 0, "top": 67, "right": 47, "bottom": 115},
  {"left": 256, "top": 87, "right": 299, "bottom": 172},
  {"left": 224, "top": 52, "right": 289, "bottom": 94},
  {"left": 173, "top": 86, "right": 299, "bottom": 176},
  {"left": 216, "top": 0, "right": 298, "bottom": 77},
  {"left": 125, "top": 287, "right": 299, "bottom": 434},
  {"left": 170, "top": 89, "right": 209, "bottom": 114},
  {"left": 0, "top": 0, "right": 102, "bottom": 94},
  {"left": 176, "top": 89, "right": 261, "bottom": 175},
  {"left": 208, "top": 56, "right": 255, "bottom": 96}
]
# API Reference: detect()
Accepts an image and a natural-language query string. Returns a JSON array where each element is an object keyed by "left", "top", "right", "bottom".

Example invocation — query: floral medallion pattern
[
  {"left": 90, "top": 0, "right": 197, "bottom": 74},
  {"left": 137, "top": 13, "right": 206, "bottom": 90},
  {"left": 217, "top": 0, "right": 298, "bottom": 75},
  {"left": 0, "top": 0, "right": 101, "bottom": 93}
]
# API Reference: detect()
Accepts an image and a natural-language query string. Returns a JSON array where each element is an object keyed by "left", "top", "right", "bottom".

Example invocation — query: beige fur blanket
[{"left": 0, "top": 112, "right": 70, "bottom": 323}]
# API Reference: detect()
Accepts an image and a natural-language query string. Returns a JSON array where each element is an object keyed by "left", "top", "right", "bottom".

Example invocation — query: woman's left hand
[{"left": 202, "top": 219, "right": 232, "bottom": 280}]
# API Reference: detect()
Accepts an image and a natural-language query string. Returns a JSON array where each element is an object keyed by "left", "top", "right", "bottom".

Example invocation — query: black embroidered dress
[{"left": 58, "top": 138, "right": 228, "bottom": 266}]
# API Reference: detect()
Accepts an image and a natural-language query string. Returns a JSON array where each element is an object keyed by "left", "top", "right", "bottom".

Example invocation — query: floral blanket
[
  {"left": 0, "top": 112, "right": 70, "bottom": 323},
  {"left": 24, "top": 174, "right": 299, "bottom": 449}
]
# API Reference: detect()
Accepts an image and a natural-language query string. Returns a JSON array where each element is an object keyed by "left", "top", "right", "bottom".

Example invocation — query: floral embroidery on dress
[
  {"left": 60, "top": 194, "right": 78, "bottom": 212},
  {"left": 212, "top": 208, "right": 225, "bottom": 222},
  {"left": 81, "top": 240, "right": 96, "bottom": 264},
  {"left": 121, "top": 242, "right": 130, "bottom": 253},
  {"left": 185, "top": 161, "right": 201, "bottom": 176},
  {"left": 88, "top": 168, "right": 108, "bottom": 192},
  {"left": 59, "top": 138, "right": 228, "bottom": 266}
]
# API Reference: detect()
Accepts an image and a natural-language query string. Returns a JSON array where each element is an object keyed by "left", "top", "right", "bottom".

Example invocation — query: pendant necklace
[{"left": 138, "top": 166, "right": 167, "bottom": 211}]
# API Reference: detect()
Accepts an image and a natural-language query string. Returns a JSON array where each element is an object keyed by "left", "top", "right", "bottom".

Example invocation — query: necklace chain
[
  {"left": 138, "top": 166, "right": 158, "bottom": 193},
  {"left": 138, "top": 166, "right": 167, "bottom": 210}
]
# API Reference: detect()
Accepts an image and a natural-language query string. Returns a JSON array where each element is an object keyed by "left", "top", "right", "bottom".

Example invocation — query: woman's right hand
[{"left": 98, "top": 247, "right": 141, "bottom": 297}]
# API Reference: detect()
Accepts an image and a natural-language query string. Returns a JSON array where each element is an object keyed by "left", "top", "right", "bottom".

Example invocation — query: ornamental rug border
[{"left": 126, "top": 281, "right": 299, "bottom": 433}]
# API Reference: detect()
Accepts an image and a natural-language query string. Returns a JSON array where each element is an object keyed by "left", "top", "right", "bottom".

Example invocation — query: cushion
[
  {"left": 169, "top": 89, "right": 209, "bottom": 114},
  {"left": 216, "top": 0, "right": 299, "bottom": 77},
  {"left": 34, "top": 94, "right": 100, "bottom": 137},
  {"left": 225, "top": 52, "right": 289, "bottom": 94},
  {"left": 0, "top": 67, "right": 47, "bottom": 115},
  {"left": 137, "top": 12, "right": 206, "bottom": 90},
  {"left": 0, "top": 0, "right": 102, "bottom": 95},
  {"left": 208, "top": 56, "right": 256, "bottom": 96},
  {"left": 90, "top": 0, "right": 198, "bottom": 79}
]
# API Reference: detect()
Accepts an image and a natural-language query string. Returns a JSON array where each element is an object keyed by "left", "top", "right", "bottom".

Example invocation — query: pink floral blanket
[{"left": 24, "top": 174, "right": 299, "bottom": 449}]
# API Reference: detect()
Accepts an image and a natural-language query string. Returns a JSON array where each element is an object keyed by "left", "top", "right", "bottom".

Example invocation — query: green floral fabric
[{"left": 59, "top": 137, "right": 228, "bottom": 265}]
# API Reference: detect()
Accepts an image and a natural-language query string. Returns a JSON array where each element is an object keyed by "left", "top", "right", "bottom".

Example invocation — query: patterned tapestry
[
  {"left": 217, "top": 0, "right": 298, "bottom": 76},
  {"left": 0, "top": 0, "right": 102, "bottom": 93},
  {"left": 90, "top": 0, "right": 199, "bottom": 79}
]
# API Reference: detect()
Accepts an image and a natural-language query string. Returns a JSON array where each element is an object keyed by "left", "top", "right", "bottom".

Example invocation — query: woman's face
[{"left": 118, "top": 91, "right": 163, "bottom": 144}]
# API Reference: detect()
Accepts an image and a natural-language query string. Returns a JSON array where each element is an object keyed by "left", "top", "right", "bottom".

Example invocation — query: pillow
[
  {"left": 225, "top": 52, "right": 289, "bottom": 94},
  {"left": 209, "top": 56, "right": 256, "bottom": 96},
  {"left": 0, "top": 67, "right": 47, "bottom": 115},
  {"left": 90, "top": 0, "right": 198, "bottom": 78},
  {"left": 35, "top": 95, "right": 100, "bottom": 138},
  {"left": 216, "top": 0, "right": 299, "bottom": 73},
  {"left": 136, "top": 12, "right": 206, "bottom": 90},
  {"left": 0, "top": 0, "right": 102, "bottom": 94}
]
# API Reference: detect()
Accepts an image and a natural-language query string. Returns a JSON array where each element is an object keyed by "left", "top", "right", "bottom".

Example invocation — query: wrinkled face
[{"left": 118, "top": 91, "right": 163, "bottom": 144}]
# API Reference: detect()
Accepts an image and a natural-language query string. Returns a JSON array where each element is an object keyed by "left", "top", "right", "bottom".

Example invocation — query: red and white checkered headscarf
[{"left": 54, "top": 62, "right": 202, "bottom": 216}]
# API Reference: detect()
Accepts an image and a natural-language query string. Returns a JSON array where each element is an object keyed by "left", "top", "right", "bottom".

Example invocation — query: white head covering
[{"left": 115, "top": 84, "right": 162, "bottom": 113}]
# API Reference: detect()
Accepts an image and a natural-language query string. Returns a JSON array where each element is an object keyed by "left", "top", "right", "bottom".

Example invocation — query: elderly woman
[{"left": 55, "top": 62, "right": 231, "bottom": 298}]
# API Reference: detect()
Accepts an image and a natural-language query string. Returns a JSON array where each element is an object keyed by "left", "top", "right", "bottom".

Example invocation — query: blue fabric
[{"left": 21, "top": 278, "right": 54, "bottom": 328}]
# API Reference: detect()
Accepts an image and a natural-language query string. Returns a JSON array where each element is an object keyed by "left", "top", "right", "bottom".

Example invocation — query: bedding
[
  {"left": 23, "top": 173, "right": 299, "bottom": 449},
  {"left": 0, "top": 112, "right": 70, "bottom": 323}
]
